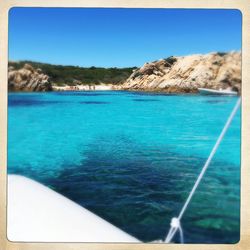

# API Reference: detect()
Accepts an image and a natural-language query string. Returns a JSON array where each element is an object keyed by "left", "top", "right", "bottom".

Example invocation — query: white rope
[
  {"left": 165, "top": 217, "right": 184, "bottom": 243},
  {"left": 164, "top": 97, "right": 241, "bottom": 243}
]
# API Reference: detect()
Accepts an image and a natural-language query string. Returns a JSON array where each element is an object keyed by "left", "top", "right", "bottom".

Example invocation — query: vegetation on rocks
[
  {"left": 9, "top": 61, "right": 136, "bottom": 86},
  {"left": 8, "top": 52, "right": 241, "bottom": 93}
]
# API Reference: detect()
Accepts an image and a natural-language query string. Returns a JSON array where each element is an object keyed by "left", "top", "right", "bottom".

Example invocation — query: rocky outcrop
[
  {"left": 8, "top": 64, "right": 52, "bottom": 91},
  {"left": 119, "top": 52, "right": 241, "bottom": 93}
]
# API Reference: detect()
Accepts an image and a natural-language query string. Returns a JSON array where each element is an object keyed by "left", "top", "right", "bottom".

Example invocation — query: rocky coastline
[
  {"left": 117, "top": 51, "right": 241, "bottom": 94},
  {"left": 8, "top": 64, "right": 52, "bottom": 92},
  {"left": 8, "top": 51, "right": 241, "bottom": 93}
]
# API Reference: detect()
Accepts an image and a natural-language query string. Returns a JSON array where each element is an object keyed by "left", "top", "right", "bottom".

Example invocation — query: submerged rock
[
  {"left": 119, "top": 52, "right": 241, "bottom": 93},
  {"left": 8, "top": 63, "right": 52, "bottom": 92}
]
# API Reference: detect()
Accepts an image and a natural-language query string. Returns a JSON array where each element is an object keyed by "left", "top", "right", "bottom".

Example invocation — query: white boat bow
[
  {"left": 7, "top": 175, "right": 140, "bottom": 242},
  {"left": 198, "top": 88, "right": 238, "bottom": 96}
]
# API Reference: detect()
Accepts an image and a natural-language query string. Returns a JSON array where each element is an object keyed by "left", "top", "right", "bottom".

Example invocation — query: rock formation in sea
[
  {"left": 8, "top": 63, "right": 52, "bottom": 91},
  {"left": 118, "top": 52, "right": 241, "bottom": 93}
]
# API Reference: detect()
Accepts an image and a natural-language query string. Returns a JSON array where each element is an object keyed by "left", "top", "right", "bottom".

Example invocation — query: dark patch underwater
[
  {"left": 133, "top": 99, "right": 160, "bottom": 102},
  {"left": 205, "top": 100, "right": 230, "bottom": 104},
  {"left": 8, "top": 135, "right": 240, "bottom": 243},
  {"left": 79, "top": 101, "right": 110, "bottom": 105},
  {"left": 54, "top": 91, "right": 115, "bottom": 96},
  {"left": 8, "top": 98, "right": 67, "bottom": 107},
  {"left": 128, "top": 91, "right": 180, "bottom": 97}
]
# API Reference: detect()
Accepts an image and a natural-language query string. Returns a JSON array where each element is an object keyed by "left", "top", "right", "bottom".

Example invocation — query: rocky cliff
[
  {"left": 8, "top": 63, "right": 52, "bottom": 91},
  {"left": 119, "top": 52, "right": 241, "bottom": 93}
]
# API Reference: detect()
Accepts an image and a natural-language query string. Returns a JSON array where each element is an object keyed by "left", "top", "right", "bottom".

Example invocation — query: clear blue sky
[{"left": 9, "top": 8, "right": 242, "bottom": 68}]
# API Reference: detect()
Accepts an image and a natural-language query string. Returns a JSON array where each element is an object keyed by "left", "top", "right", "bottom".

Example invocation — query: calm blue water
[{"left": 8, "top": 91, "right": 241, "bottom": 243}]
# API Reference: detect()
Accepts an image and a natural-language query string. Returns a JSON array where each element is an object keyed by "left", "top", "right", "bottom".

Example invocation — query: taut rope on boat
[{"left": 164, "top": 97, "right": 241, "bottom": 243}]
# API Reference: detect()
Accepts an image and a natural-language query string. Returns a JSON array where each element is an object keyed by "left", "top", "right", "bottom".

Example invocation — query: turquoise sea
[{"left": 8, "top": 91, "right": 241, "bottom": 243}]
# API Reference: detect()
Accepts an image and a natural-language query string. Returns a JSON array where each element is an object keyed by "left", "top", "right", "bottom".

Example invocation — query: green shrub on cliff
[{"left": 163, "top": 56, "right": 177, "bottom": 66}]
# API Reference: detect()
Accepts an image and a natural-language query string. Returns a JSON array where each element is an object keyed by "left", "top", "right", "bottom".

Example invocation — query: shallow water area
[{"left": 8, "top": 91, "right": 241, "bottom": 243}]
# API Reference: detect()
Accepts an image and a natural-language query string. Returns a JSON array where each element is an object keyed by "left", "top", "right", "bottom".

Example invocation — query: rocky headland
[
  {"left": 117, "top": 51, "right": 241, "bottom": 93},
  {"left": 8, "top": 63, "right": 52, "bottom": 91},
  {"left": 8, "top": 51, "right": 241, "bottom": 93}
]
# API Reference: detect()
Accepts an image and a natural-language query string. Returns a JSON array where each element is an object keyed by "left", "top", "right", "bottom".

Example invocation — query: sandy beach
[{"left": 52, "top": 84, "right": 114, "bottom": 91}]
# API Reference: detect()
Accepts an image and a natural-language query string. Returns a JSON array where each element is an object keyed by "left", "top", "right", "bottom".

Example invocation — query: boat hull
[
  {"left": 198, "top": 88, "right": 238, "bottom": 96},
  {"left": 7, "top": 175, "right": 140, "bottom": 242}
]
